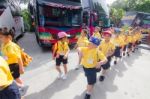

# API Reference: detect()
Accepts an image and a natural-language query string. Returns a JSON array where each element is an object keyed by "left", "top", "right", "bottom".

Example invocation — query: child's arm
[
  {"left": 64, "top": 44, "right": 70, "bottom": 59},
  {"left": 18, "top": 57, "right": 24, "bottom": 74},
  {"left": 77, "top": 48, "right": 83, "bottom": 65},
  {"left": 96, "top": 52, "right": 108, "bottom": 69},
  {"left": 96, "top": 58, "right": 107, "bottom": 69}
]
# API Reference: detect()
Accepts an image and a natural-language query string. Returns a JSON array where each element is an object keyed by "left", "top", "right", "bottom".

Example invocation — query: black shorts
[
  {"left": 0, "top": 82, "right": 21, "bottom": 99},
  {"left": 9, "top": 64, "right": 20, "bottom": 79},
  {"left": 128, "top": 43, "right": 133, "bottom": 49},
  {"left": 83, "top": 67, "right": 97, "bottom": 85},
  {"left": 123, "top": 45, "right": 127, "bottom": 51},
  {"left": 114, "top": 47, "right": 121, "bottom": 58},
  {"left": 56, "top": 55, "right": 68, "bottom": 66},
  {"left": 135, "top": 41, "right": 138, "bottom": 45},
  {"left": 101, "top": 56, "right": 111, "bottom": 70}
]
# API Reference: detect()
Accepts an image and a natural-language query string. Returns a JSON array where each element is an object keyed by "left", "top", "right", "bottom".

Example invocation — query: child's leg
[
  {"left": 56, "top": 66, "right": 62, "bottom": 74},
  {"left": 56, "top": 56, "right": 62, "bottom": 74},
  {"left": 63, "top": 64, "right": 68, "bottom": 75},
  {"left": 84, "top": 68, "right": 96, "bottom": 99},
  {"left": 87, "top": 84, "right": 94, "bottom": 94},
  {"left": 15, "top": 78, "right": 24, "bottom": 87},
  {"left": 99, "top": 57, "right": 111, "bottom": 81},
  {"left": 63, "top": 58, "right": 68, "bottom": 75}
]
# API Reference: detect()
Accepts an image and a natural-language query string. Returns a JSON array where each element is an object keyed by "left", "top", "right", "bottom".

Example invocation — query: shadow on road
[
  {"left": 25, "top": 69, "right": 82, "bottom": 99},
  {"left": 24, "top": 48, "right": 143, "bottom": 99},
  {"left": 124, "top": 49, "right": 142, "bottom": 67}
]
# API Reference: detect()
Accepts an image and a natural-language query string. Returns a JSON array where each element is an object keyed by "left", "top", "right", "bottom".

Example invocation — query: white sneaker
[
  {"left": 58, "top": 73, "right": 63, "bottom": 79},
  {"left": 75, "top": 65, "right": 81, "bottom": 70},
  {"left": 19, "top": 85, "right": 29, "bottom": 96},
  {"left": 62, "top": 74, "right": 67, "bottom": 80}
]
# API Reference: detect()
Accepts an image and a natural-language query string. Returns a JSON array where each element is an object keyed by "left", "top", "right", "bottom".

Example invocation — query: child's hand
[
  {"left": 52, "top": 56, "right": 55, "bottom": 60},
  {"left": 56, "top": 54, "right": 60, "bottom": 58},
  {"left": 96, "top": 63, "right": 101, "bottom": 69},
  {"left": 19, "top": 66, "right": 25, "bottom": 74},
  {"left": 63, "top": 55, "right": 67, "bottom": 59}
]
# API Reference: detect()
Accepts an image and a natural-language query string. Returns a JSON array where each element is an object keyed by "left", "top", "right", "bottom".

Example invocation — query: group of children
[
  {"left": 0, "top": 26, "right": 142, "bottom": 99},
  {"left": 52, "top": 26, "right": 142, "bottom": 99},
  {"left": 0, "top": 27, "right": 28, "bottom": 99}
]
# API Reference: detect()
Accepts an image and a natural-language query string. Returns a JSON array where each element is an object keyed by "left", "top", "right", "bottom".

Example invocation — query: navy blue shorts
[
  {"left": 123, "top": 45, "right": 127, "bottom": 51},
  {"left": 128, "top": 43, "right": 133, "bottom": 49},
  {"left": 9, "top": 64, "right": 20, "bottom": 79},
  {"left": 101, "top": 56, "right": 111, "bottom": 70},
  {"left": 114, "top": 47, "right": 121, "bottom": 58},
  {"left": 0, "top": 82, "right": 21, "bottom": 99},
  {"left": 83, "top": 67, "right": 97, "bottom": 85},
  {"left": 56, "top": 55, "right": 68, "bottom": 66}
]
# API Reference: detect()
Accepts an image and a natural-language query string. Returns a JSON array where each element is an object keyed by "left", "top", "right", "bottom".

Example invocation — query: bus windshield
[{"left": 39, "top": 6, "right": 81, "bottom": 27}]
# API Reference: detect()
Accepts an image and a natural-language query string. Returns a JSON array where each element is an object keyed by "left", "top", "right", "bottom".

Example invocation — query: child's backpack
[
  {"left": 21, "top": 49, "right": 32, "bottom": 67},
  {"left": 52, "top": 42, "right": 58, "bottom": 58}
]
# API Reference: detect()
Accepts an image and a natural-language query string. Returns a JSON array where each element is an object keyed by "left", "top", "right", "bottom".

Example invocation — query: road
[{"left": 18, "top": 33, "right": 150, "bottom": 99}]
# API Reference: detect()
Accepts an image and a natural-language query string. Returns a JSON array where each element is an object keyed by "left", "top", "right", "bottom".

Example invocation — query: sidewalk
[{"left": 23, "top": 49, "right": 150, "bottom": 99}]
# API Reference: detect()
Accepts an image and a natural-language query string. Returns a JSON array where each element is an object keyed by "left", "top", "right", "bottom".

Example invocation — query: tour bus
[
  {"left": 132, "top": 12, "right": 150, "bottom": 44},
  {"left": 29, "top": 0, "right": 109, "bottom": 47}
]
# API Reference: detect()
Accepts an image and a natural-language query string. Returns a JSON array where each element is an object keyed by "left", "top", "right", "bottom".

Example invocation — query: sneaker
[
  {"left": 123, "top": 53, "right": 125, "bottom": 56},
  {"left": 62, "top": 74, "right": 67, "bottom": 80},
  {"left": 58, "top": 73, "right": 63, "bottom": 79},
  {"left": 19, "top": 85, "right": 29, "bottom": 96},
  {"left": 114, "top": 60, "right": 117, "bottom": 64},
  {"left": 99, "top": 76, "right": 105, "bottom": 82},
  {"left": 127, "top": 52, "right": 130, "bottom": 57},
  {"left": 75, "top": 67, "right": 79, "bottom": 70},
  {"left": 75, "top": 65, "right": 81, "bottom": 70},
  {"left": 84, "top": 94, "right": 91, "bottom": 99}
]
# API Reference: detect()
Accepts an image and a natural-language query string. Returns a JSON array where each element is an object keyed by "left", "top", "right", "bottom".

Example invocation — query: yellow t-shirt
[
  {"left": 54, "top": 41, "right": 69, "bottom": 55},
  {"left": 112, "top": 37, "right": 124, "bottom": 47},
  {"left": 1, "top": 41, "right": 21, "bottom": 65},
  {"left": 127, "top": 35, "right": 132, "bottom": 43},
  {"left": 137, "top": 32, "right": 142, "bottom": 41},
  {"left": 0, "top": 56, "right": 13, "bottom": 88},
  {"left": 80, "top": 47, "right": 106, "bottom": 68},
  {"left": 119, "top": 34, "right": 127, "bottom": 45},
  {"left": 93, "top": 32, "right": 101, "bottom": 39},
  {"left": 77, "top": 36, "right": 89, "bottom": 47},
  {"left": 132, "top": 35, "right": 137, "bottom": 43},
  {"left": 99, "top": 40, "right": 115, "bottom": 56}
]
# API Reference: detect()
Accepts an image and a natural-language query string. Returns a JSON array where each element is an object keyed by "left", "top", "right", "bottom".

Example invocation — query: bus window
[
  {"left": 83, "top": 11, "right": 89, "bottom": 26},
  {"left": 72, "top": 10, "right": 81, "bottom": 26},
  {"left": 67, "top": 0, "right": 81, "bottom": 3}
]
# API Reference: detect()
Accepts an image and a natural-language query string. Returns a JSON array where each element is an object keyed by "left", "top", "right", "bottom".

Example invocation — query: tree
[
  {"left": 110, "top": 8, "right": 125, "bottom": 26},
  {"left": 21, "top": 9, "right": 32, "bottom": 31},
  {"left": 135, "top": 1, "right": 150, "bottom": 13},
  {"left": 111, "top": 0, "right": 150, "bottom": 13}
]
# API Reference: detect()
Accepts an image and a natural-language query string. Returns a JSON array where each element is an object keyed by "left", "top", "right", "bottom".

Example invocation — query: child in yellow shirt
[
  {"left": 78, "top": 37, "right": 107, "bottom": 99},
  {"left": 0, "top": 56, "right": 21, "bottom": 99},
  {"left": 99, "top": 31, "right": 115, "bottom": 81},
  {"left": 121, "top": 31, "right": 129, "bottom": 56},
  {"left": 75, "top": 29, "right": 89, "bottom": 69},
  {"left": 53, "top": 32, "right": 70, "bottom": 80},
  {"left": 112, "top": 28, "right": 124, "bottom": 64},
  {"left": 0, "top": 31, "right": 24, "bottom": 88},
  {"left": 127, "top": 31, "right": 133, "bottom": 57},
  {"left": 75, "top": 29, "right": 89, "bottom": 48},
  {"left": 92, "top": 26, "right": 101, "bottom": 40}
]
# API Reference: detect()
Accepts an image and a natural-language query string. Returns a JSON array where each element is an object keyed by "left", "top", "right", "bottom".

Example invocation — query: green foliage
[
  {"left": 21, "top": 9, "right": 32, "bottom": 31},
  {"left": 135, "top": 1, "right": 150, "bottom": 13},
  {"left": 122, "top": 25, "right": 130, "bottom": 31},
  {"left": 111, "top": 0, "right": 150, "bottom": 13},
  {"left": 110, "top": 8, "right": 125, "bottom": 26}
]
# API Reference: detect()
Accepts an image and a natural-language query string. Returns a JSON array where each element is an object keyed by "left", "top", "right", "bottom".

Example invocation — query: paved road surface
[{"left": 18, "top": 33, "right": 150, "bottom": 99}]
